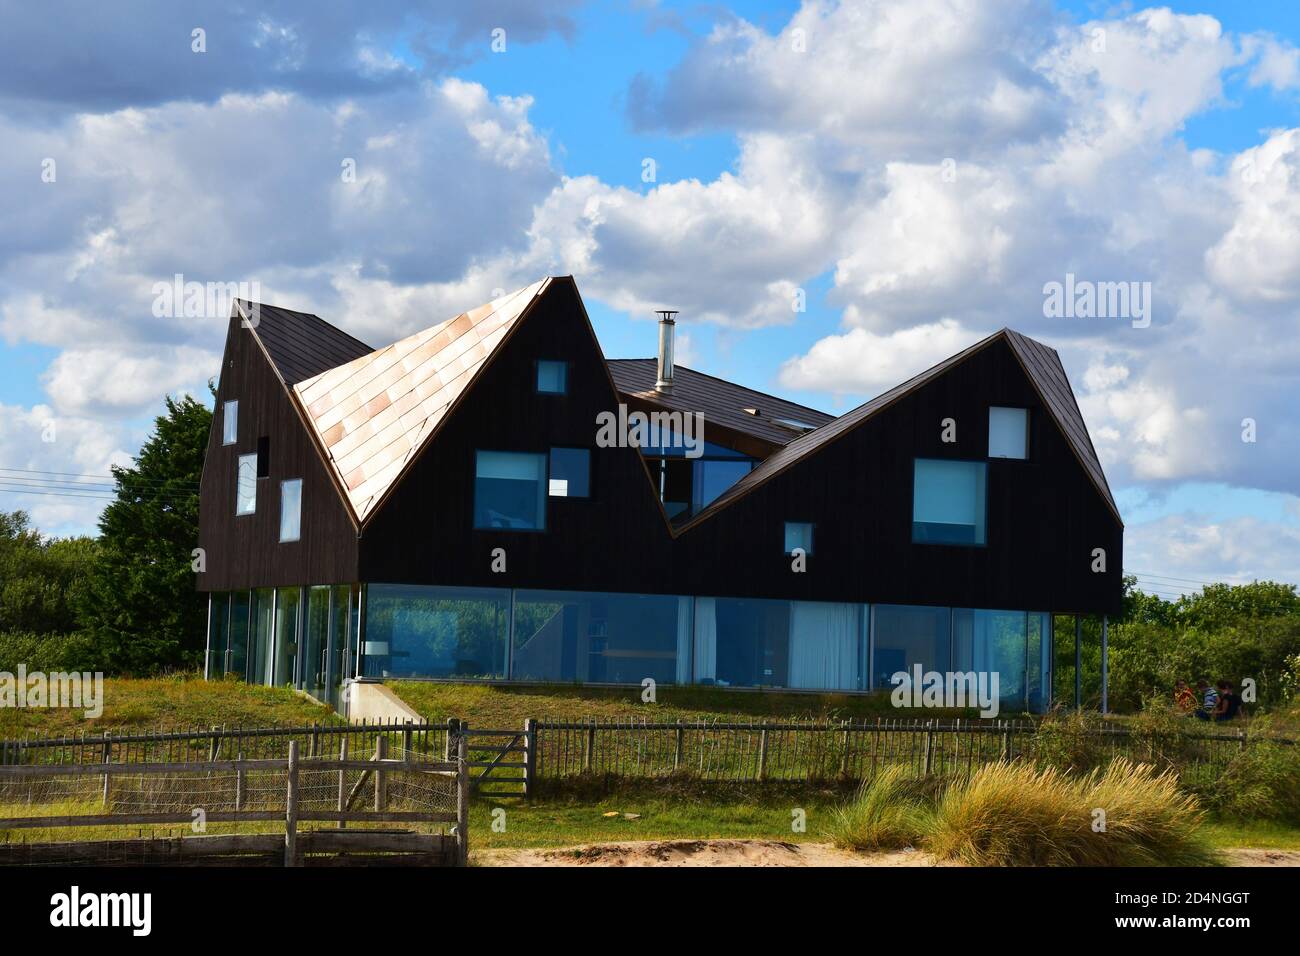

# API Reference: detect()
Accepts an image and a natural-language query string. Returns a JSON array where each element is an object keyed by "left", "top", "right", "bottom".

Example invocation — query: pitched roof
[
  {"left": 292, "top": 279, "right": 550, "bottom": 524},
  {"left": 677, "top": 328, "right": 1121, "bottom": 531},
  {"left": 607, "top": 359, "right": 835, "bottom": 447},
  {"left": 238, "top": 301, "right": 374, "bottom": 385}
]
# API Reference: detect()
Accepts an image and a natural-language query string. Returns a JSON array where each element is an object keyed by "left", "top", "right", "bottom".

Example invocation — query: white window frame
[
  {"left": 280, "top": 479, "right": 303, "bottom": 543},
  {"left": 236, "top": 454, "right": 257, "bottom": 515},
  {"left": 223, "top": 400, "right": 239, "bottom": 445}
]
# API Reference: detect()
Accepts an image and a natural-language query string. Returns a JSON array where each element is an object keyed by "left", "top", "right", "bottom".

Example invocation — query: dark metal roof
[
  {"left": 238, "top": 301, "right": 374, "bottom": 386},
  {"left": 607, "top": 359, "right": 835, "bottom": 447},
  {"left": 677, "top": 328, "right": 1121, "bottom": 532}
]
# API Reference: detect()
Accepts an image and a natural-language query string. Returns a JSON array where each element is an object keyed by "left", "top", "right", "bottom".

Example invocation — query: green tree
[{"left": 81, "top": 394, "right": 210, "bottom": 673}]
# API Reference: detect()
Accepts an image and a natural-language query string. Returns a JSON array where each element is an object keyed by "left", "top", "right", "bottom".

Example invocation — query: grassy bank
[
  {"left": 0, "top": 674, "right": 337, "bottom": 738},
  {"left": 389, "top": 681, "right": 982, "bottom": 726}
]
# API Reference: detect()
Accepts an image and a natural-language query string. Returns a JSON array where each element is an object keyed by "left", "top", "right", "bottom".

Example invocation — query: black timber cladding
[{"left": 200, "top": 279, "right": 1124, "bottom": 615}]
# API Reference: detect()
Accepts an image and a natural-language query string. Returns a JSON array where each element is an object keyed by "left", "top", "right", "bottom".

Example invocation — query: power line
[{"left": 0, "top": 467, "right": 199, "bottom": 489}]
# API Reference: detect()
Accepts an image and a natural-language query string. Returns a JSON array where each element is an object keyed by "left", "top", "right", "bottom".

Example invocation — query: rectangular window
[
  {"left": 362, "top": 584, "right": 510, "bottom": 679},
  {"left": 279, "top": 479, "right": 302, "bottom": 542},
  {"left": 988, "top": 406, "right": 1028, "bottom": 459},
  {"left": 784, "top": 521, "right": 814, "bottom": 555},
  {"left": 513, "top": 590, "right": 692, "bottom": 685},
  {"left": 548, "top": 447, "right": 590, "bottom": 497},
  {"left": 236, "top": 454, "right": 257, "bottom": 515},
  {"left": 536, "top": 360, "right": 567, "bottom": 394},
  {"left": 474, "top": 451, "right": 547, "bottom": 530},
  {"left": 913, "top": 458, "right": 986, "bottom": 545},
  {"left": 222, "top": 400, "right": 238, "bottom": 445},
  {"left": 256, "top": 435, "right": 270, "bottom": 478},
  {"left": 872, "top": 604, "right": 951, "bottom": 690}
]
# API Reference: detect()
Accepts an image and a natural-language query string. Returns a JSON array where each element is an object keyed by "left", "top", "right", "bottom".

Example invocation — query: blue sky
[{"left": 1, "top": 0, "right": 1298, "bottom": 594}]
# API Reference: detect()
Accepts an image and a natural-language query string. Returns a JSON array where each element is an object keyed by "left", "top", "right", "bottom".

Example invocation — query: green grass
[
  {"left": 389, "top": 681, "right": 983, "bottom": 726},
  {"left": 1202, "top": 819, "right": 1300, "bottom": 850},
  {"left": 0, "top": 674, "right": 338, "bottom": 739},
  {"left": 827, "top": 767, "right": 934, "bottom": 851},
  {"left": 467, "top": 783, "right": 843, "bottom": 850}
]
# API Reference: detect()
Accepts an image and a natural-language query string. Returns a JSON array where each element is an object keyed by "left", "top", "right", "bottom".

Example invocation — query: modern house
[{"left": 199, "top": 276, "right": 1123, "bottom": 713}]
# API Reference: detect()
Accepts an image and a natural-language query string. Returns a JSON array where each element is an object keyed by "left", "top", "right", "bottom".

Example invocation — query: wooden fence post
[
  {"left": 403, "top": 722, "right": 413, "bottom": 758},
  {"left": 235, "top": 751, "right": 245, "bottom": 812},
  {"left": 922, "top": 721, "right": 935, "bottom": 776},
  {"left": 584, "top": 724, "right": 595, "bottom": 773},
  {"left": 285, "top": 740, "right": 299, "bottom": 867},
  {"left": 523, "top": 718, "right": 536, "bottom": 798},
  {"left": 445, "top": 717, "right": 458, "bottom": 761},
  {"left": 456, "top": 733, "right": 469, "bottom": 866},
  {"left": 673, "top": 721, "right": 684, "bottom": 772},
  {"left": 101, "top": 732, "right": 112, "bottom": 807},
  {"left": 374, "top": 736, "right": 387, "bottom": 812},
  {"left": 336, "top": 737, "right": 348, "bottom": 829},
  {"left": 208, "top": 726, "right": 220, "bottom": 762},
  {"left": 757, "top": 727, "right": 769, "bottom": 781}
]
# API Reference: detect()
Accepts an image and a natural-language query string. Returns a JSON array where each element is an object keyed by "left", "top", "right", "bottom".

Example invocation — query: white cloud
[{"left": 777, "top": 318, "right": 976, "bottom": 394}]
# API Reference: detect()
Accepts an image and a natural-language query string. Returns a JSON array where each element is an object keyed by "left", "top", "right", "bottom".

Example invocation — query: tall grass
[
  {"left": 928, "top": 759, "right": 1216, "bottom": 867},
  {"left": 827, "top": 767, "right": 932, "bottom": 851}
]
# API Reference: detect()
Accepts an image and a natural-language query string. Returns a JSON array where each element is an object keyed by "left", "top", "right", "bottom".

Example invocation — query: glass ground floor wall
[{"left": 205, "top": 585, "right": 1056, "bottom": 712}]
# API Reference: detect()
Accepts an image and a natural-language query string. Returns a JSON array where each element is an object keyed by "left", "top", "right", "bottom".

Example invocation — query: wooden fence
[
  {"left": 0, "top": 737, "right": 469, "bottom": 866},
  {"left": 3, "top": 718, "right": 1275, "bottom": 798}
]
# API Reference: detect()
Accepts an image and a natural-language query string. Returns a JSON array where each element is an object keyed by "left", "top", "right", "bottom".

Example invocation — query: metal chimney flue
[{"left": 655, "top": 310, "right": 678, "bottom": 393}]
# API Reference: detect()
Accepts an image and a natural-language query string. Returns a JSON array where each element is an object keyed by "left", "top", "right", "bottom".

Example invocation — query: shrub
[
  {"left": 1187, "top": 741, "right": 1300, "bottom": 824},
  {"left": 0, "top": 630, "right": 99, "bottom": 674},
  {"left": 827, "top": 767, "right": 934, "bottom": 851},
  {"left": 927, "top": 759, "right": 1215, "bottom": 867}
]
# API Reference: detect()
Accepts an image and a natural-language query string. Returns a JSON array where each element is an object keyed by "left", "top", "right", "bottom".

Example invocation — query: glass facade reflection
[{"left": 206, "top": 586, "right": 1055, "bottom": 712}]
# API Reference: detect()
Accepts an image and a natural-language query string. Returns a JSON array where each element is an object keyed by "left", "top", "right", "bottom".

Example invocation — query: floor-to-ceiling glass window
[
  {"left": 691, "top": 597, "right": 861, "bottom": 690},
  {"left": 871, "top": 604, "right": 951, "bottom": 690},
  {"left": 302, "top": 586, "right": 330, "bottom": 700},
  {"left": 953, "top": 609, "right": 1026, "bottom": 706},
  {"left": 250, "top": 588, "right": 275, "bottom": 685},
  {"left": 1026, "top": 612, "right": 1052, "bottom": 712},
  {"left": 228, "top": 591, "right": 250, "bottom": 678},
  {"left": 362, "top": 584, "right": 509, "bottom": 679},
  {"left": 328, "top": 584, "right": 351, "bottom": 709},
  {"left": 206, "top": 593, "right": 229, "bottom": 679},
  {"left": 512, "top": 590, "right": 691, "bottom": 685},
  {"left": 273, "top": 587, "right": 300, "bottom": 686}
]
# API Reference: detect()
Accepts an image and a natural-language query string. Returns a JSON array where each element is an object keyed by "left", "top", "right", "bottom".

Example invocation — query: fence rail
[
  {"left": 0, "top": 737, "right": 469, "bottom": 866},
  {"left": 2, "top": 718, "right": 1280, "bottom": 796}
]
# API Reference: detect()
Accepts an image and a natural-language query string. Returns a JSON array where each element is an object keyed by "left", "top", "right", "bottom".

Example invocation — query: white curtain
[
  {"left": 788, "top": 602, "right": 860, "bottom": 691},
  {"left": 693, "top": 597, "right": 717, "bottom": 682},
  {"left": 675, "top": 597, "right": 693, "bottom": 684}
]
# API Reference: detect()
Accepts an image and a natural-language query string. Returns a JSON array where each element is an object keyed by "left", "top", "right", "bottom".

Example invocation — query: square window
[
  {"left": 474, "top": 451, "right": 547, "bottom": 530},
  {"left": 549, "top": 448, "right": 591, "bottom": 497},
  {"left": 784, "top": 521, "right": 814, "bottom": 555},
  {"left": 913, "top": 458, "right": 986, "bottom": 545},
  {"left": 988, "top": 407, "right": 1028, "bottom": 459},
  {"left": 236, "top": 454, "right": 257, "bottom": 515},
  {"left": 222, "top": 400, "right": 238, "bottom": 445},
  {"left": 280, "top": 479, "right": 302, "bottom": 542},
  {"left": 536, "top": 360, "right": 567, "bottom": 394}
]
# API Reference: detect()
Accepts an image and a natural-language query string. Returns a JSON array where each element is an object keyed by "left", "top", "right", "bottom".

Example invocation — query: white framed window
[
  {"left": 280, "top": 479, "right": 302, "bottom": 542},
  {"left": 784, "top": 521, "right": 814, "bottom": 555},
  {"left": 988, "top": 406, "right": 1028, "bottom": 459},
  {"left": 236, "top": 454, "right": 257, "bottom": 515},
  {"left": 223, "top": 400, "right": 238, "bottom": 445},
  {"left": 913, "top": 458, "right": 987, "bottom": 546}
]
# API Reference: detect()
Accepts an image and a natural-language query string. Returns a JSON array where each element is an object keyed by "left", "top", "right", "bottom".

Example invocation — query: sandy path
[
  {"left": 475, "top": 840, "right": 1300, "bottom": 867},
  {"left": 475, "top": 839, "right": 942, "bottom": 867}
]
